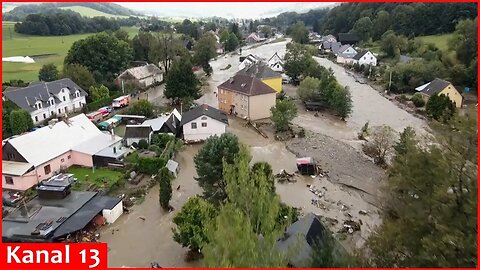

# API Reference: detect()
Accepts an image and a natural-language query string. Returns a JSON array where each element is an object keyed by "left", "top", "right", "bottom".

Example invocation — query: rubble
[
  {"left": 275, "top": 169, "right": 297, "bottom": 183},
  {"left": 338, "top": 219, "right": 362, "bottom": 234},
  {"left": 359, "top": 210, "right": 368, "bottom": 215}
]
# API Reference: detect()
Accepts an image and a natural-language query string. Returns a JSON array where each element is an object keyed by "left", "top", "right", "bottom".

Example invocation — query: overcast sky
[{"left": 116, "top": 2, "right": 335, "bottom": 19}]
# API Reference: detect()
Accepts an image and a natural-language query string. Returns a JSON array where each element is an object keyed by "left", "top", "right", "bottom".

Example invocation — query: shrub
[
  {"left": 411, "top": 93, "right": 425, "bottom": 107},
  {"left": 136, "top": 156, "right": 167, "bottom": 175},
  {"left": 138, "top": 139, "right": 149, "bottom": 149}
]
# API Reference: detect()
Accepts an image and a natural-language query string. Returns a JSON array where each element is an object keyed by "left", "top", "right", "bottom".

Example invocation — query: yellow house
[
  {"left": 415, "top": 78, "right": 463, "bottom": 108},
  {"left": 238, "top": 63, "right": 282, "bottom": 93}
]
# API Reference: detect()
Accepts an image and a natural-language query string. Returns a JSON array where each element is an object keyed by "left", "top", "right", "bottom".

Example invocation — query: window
[
  {"left": 58, "top": 108, "right": 62, "bottom": 114},
  {"left": 43, "top": 113, "right": 46, "bottom": 119},
  {"left": 51, "top": 111, "right": 55, "bottom": 116},
  {"left": 63, "top": 96, "right": 66, "bottom": 102},
  {"left": 61, "top": 158, "right": 65, "bottom": 163},
  {"left": 68, "top": 155, "right": 71, "bottom": 160},
  {"left": 64, "top": 106, "right": 68, "bottom": 113},
  {"left": 35, "top": 116, "right": 38, "bottom": 122},
  {"left": 370, "top": 57, "right": 373, "bottom": 60},
  {"left": 79, "top": 102, "right": 82, "bottom": 108},
  {"left": 7, "top": 153, "right": 14, "bottom": 160},
  {"left": 201, "top": 116, "right": 207, "bottom": 120},
  {"left": 44, "top": 165, "right": 51, "bottom": 175},
  {"left": 5, "top": 176, "right": 13, "bottom": 185},
  {"left": 49, "top": 98, "right": 54, "bottom": 106},
  {"left": 191, "top": 122, "right": 197, "bottom": 129},
  {"left": 202, "top": 122, "right": 207, "bottom": 127},
  {"left": 75, "top": 91, "right": 80, "bottom": 98}
]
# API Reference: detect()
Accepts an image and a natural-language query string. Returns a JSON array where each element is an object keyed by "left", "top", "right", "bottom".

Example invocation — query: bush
[
  {"left": 411, "top": 93, "right": 426, "bottom": 107},
  {"left": 138, "top": 139, "right": 149, "bottom": 149},
  {"left": 399, "top": 94, "right": 408, "bottom": 103},
  {"left": 426, "top": 94, "right": 455, "bottom": 122},
  {"left": 136, "top": 156, "right": 167, "bottom": 175},
  {"left": 149, "top": 145, "right": 161, "bottom": 153}
]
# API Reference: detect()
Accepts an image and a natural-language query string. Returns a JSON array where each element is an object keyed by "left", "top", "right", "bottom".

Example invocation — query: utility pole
[{"left": 388, "top": 70, "right": 392, "bottom": 94}]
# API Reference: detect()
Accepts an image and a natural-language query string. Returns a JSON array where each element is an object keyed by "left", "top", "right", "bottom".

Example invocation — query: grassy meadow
[
  {"left": 59, "top": 6, "right": 131, "bottom": 18},
  {"left": 415, "top": 33, "right": 454, "bottom": 52},
  {"left": 2, "top": 22, "right": 139, "bottom": 82}
]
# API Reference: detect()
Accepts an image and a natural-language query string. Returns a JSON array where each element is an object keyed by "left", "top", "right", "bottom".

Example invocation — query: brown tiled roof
[{"left": 218, "top": 74, "right": 276, "bottom": 96}]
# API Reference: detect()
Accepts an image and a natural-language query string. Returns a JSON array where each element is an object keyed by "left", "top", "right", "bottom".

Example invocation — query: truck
[
  {"left": 86, "top": 111, "right": 104, "bottom": 123},
  {"left": 112, "top": 95, "right": 131, "bottom": 108}
]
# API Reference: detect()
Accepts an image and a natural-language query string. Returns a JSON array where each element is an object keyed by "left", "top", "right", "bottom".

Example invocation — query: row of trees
[
  {"left": 360, "top": 113, "right": 477, "bottom": 267},
  {"left": 14, "top": 10, "right": 120, "bottom": 36},
  {"left": 284, "top": 42, "right": 353, "bottom": 120}
]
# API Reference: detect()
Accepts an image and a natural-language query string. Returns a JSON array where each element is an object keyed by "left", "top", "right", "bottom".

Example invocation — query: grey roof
[
  {"left": 330, "top": 42, "right": 342, "bottom": 53},
  {"left": 3, "top": 78, "right": 88, "bottom": 112},
  {"left": 237, "top": 62, "right": 281, "bottom": 79},
  {"left": 338, "top": 45, "right": 354, "bottom": 54},
  {"left": 124, "top": 125, "right": 152, "bottom": 139},
  {"left": 180, "top": 104, "right": 228, "bottom": 126},
  {"left": 277, "top": 213, "right": 326, "bottom": 267},
  {"left": 353, "top": 51, "right": 368, "bottom": 60},
  {"left": 118, "top": 64, "right": 162, "bottom": 81},
  {"left": 419, "top": 78, "right": 454, "bottom": 96},
  {"left": 338, "top": 33, "right": 359, "bottom": 44},
  {"left": 218, "top": 74, "right": 277, "bottom": 96}
]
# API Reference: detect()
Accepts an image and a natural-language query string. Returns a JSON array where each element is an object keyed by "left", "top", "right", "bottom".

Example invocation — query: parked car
[
  {"left": 98, "top": 106, "right": 113, "bottom": 117},
  {"left": 86, "top": 111, "right": 104, "bottom": 123},
  {"left": 112, "top": 95, "right": 131, "bottom": 108}
]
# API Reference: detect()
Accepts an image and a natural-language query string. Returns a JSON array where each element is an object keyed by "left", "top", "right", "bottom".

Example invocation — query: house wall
[
  {"left": 183, "top": 116, "right": 226, "bottom": 142},
  {"left": 2, "top": 170, "right": 37, "bottom": 191},
  {"left": 440, "top": 85, "right": 463, "bottom": 108},
  {"left": 102, "top": 201, "right": 123, "bottom": 224},
  {"left": 218, "top": 87, "right": 234, "bottom": 114},
  {"left": 248, "top": 93, "right": 276, "bottom": 120},
  {"left": 70, "top": 151, "right": 94, "bottom": 167},
  {"left": 2, "top": 142, "right": 28, "bottom": 163},
  {"left": 269, "top": 63, "right": 283, "bottom": 72},
  {"left": 231, "top": 92, "right": 249, "bottom": 119},
  {"left": 34, "top": 152, "right": 75, "bottom": 181},
  {"left": 261, "top": 78, "right": 282, "bottom": 93},
  {"left": 337, "top": 56, "right": 355, "bottom": 65},
  {"left": 30, "top": 95, "right": 86, "bottom": 124},
  {"left": 358, "top": 52, "right": 377, "bottom": 66}
]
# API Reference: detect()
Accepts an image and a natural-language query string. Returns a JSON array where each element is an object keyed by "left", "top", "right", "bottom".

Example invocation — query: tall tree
[
  {"left": 353, "top": 17, "right": 373, "bottom": 42},
  {"left": 449, "top": 18, "right": 477, "bottom": 67},
  {"left": 132, "top": 31, "right": 154, "bottom": 62},
  {"left": 164, "top": 59, "right": 201, "bottom": 104},
  {"left": 229, "top": 23, "right": 241, "bottom": 40},
  {"left": 372, "top": 10, "right": 391, "bottom": 40},
  {"left": 64, "top": 32, "right": 133, "bottom": 82},
  {"left": 193, "top": 33, "right": 217, "bottom": 72},
  {"left": 225, "top": 33, "right": 239, "bottom": 52},
  {"left": 62, "top": 64, "right": 96, "bottom": 92},
  {"left": 425, "top": 94, "right": 455, "bottom": 122},
  {"left": 149, "top": 33, "right": 187, "bottom": 76},
  {"left": 158, "top": 167, "right": 173, "bottom": 210},
  {"left": 89, "top": 85, "right": 110, "bottom": 101},
  {"left": 284, "top": 42, "right": 310, "bottom": 83},
  {"left": 38, "top": 63, "right": 59, "bottom": 82},
  {"left": 289, "top": 21, "right": 308, "bottom": 44},
  {"left": 270, "top": 99, "right": 298, "bottom": 132},
  {"left": 9, "top": 110, "right": 33, "bottom": 135},
  {"left": 194, "top": 133, "right": 240, "bottom": 204}
]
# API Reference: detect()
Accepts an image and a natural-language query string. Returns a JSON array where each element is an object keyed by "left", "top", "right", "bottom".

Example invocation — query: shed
[{"left": 166, "top": 159, "right": 179, "bottom": 177}]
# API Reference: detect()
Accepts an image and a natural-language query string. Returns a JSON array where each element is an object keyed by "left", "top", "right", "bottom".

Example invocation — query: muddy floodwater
[{"left": 101, "top": 146, "right": 202, "bottom": 268}]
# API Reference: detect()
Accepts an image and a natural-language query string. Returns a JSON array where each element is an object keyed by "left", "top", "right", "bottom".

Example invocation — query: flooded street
[{"left": 101, "top": 146, "right": 202, "bottom": 268}]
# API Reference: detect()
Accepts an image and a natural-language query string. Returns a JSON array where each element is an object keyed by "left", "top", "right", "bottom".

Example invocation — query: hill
[
  {"left": 59, "top": 6, "right": 129, "bottom": 18},
  {"left": 3, "top": 2, "right": 142, "bottom": 21}
]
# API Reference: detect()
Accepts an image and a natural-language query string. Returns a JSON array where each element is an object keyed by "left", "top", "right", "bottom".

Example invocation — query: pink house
[{"left": 2, "top": 114, "right": 126, "bottom": 191}]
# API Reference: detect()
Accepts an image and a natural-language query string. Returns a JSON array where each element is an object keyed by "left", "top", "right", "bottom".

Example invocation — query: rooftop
[
  {"left": 218, "top": 74, "right": 277, "bottom": 96},
  {"left": 415, "top": 78, "right": 454, "bottom": 96},
  {"left": 180, "top": 104, "right": 228, "bottom": 126},
  {"left": 237, "top": 62, "right": 281, "bottom": 79},
  {"left": 118, "top": 64, "right": 162, "bottom": 80}
]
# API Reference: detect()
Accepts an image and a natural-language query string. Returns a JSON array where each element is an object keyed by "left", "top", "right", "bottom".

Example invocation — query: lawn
[
  {"left": 415, "top": 33, "right": 454, "bottom": 52},
  {"left": 2, "top": 23, "right": 140, "bottom": 82},
  {"left": 67, "top": 166, "right": 124, "bottom": 192},
  {"left": 59, "top": 6, "right": 130, "bottom": 18}
]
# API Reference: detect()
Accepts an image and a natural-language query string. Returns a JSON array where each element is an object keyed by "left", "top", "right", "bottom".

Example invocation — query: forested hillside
[{"left": 3, "top": 2, "right": 141, "bottom": 21}]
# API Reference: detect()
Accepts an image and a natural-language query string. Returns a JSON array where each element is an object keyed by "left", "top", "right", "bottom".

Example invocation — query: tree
[
  {"left": 330, "top": 86, "right": 353, "bottom": 120},
  {"left": 114, "top": 29, "right": 130, "bottom": 42},
  {"left": 193, "top": 33, "right": 217, "bottom": 67},
  {"left": 225, "top": 33, "right": 239, "bottom": 52},
  {"left": 362, "top": 125, "right": 396, "bottom": 166},
  {"left": 366, "top": 115, "right": 477, "bottom": 267},
  {"left": 372, "top": 10, "right": 391, "bottom": 40},
  {"left": 38, "top": 63, "right": 59, "bottom": 82},
  {"left": 298, "top": 76, "right": 321, "bottom": 101},
  {"left": 258, "top": 25, "right": 272, "bottom": 38},
  {"left": 393, "top": 126, "right": 416, "bottom": 157},
  {"left": 138, "top": 139, "right": 149, "bottom": 149},
  {"left": 229, "top": 23, "right": 241, "bottom": 40},
  {"left": 411, "top": 93, "right": 425, "bottom": 107},
  {"left": 65, "top": 32, "right": 133, "bottom": 82},
  {"left": 219, "top": 29, "right": 230, "bottom": 44},
  {"left": 194, "top": 133, "right": 240, "bottom": 204},
  {"left": 284, "top": 42, "right": 310, "bottom": 83},
  {"left": 172, "top": 196, "right": 217, "bottom": 253},
  {"left": 9, "top": 110, "right": 33, "bottom": 135},
  {"left": 132, "top": 31, "right": 154, "bottom": 61},
  {"left": 289, "top": 21, "right": 308, "bottom": 44},
  {"left": 202, "top": 146, "right": 288, "bottom": 267},
  {"left": 353, "top": 17, "right": 373, "bottom": 42},
  {"left": 425, "top": 94, "right": 455, "bottom": 122},
  {"left": 62, "top": 64, "right": 96, "bottom": 91},
  {"left": 380, "top": 30, "right": 408, "bottom": 58},
  {"left": 89, "top": 85, "right": 110, "bottom": 101},
  {"left": 158, "top": 167, "right": 173, "bottom": 210},
  {"left": 270, "top": 99, "right": 298, "bottom": 132},
  {"left": 128, "top": 100, "right": 154, "bottom": 117},
  {"left": 449, "top": 18, "right": 477, "bottom": 67},
  {"left": 164, "top": 59, "right": 201, "bottom": 104}
]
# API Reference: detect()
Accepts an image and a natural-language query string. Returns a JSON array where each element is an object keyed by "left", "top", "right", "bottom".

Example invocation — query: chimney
[
  {"left": 229, "top": 77, "right": 234, "bottom": 84},
  {"left": 110, "top": 129, "right": 115, "bottom": 140}
]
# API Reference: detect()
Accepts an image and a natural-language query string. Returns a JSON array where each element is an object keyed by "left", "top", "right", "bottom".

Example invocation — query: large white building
[
  {"left": 3, "top": 78, "right": 88, "bottom": 124},
  {"left": 180, "top": 104, "right": 228, "bottom": 142}
]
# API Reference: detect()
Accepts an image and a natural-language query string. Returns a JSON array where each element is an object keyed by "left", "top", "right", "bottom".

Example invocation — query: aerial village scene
[{"left": 1, "top": 2, "right": 478, "bottom": 268}]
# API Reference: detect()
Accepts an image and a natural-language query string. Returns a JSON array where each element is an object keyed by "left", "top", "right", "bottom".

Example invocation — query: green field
[
  {"left": 59, "top": 6, "right": 130, "bottom": 18},
  {"left": 415, "top": 33, "right": 453, "bottom": 52},
  {"left": 2, "top": 23, "right": 139, "bottom": 82}
]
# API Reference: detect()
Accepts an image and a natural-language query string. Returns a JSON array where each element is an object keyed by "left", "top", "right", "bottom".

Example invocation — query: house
[
  {"left": 328, "top": 42, "right": 342, "bottom": 54},
  {"left": 3, "top": 78, "right": 87, "bottom": 124},
  {"left": 124, "top": 125, "right": 153, "bottom": 146},
  {"left": 277, "top": 213, "right": 327, "bottom": 267},
  {"left": 238, "top": 54, "right": 259, "bottom": 70},
  {"left": 218, "top": 73, "right": 277, "bottom": 120},
  {"left": 415, "top": 78, "right": 463, "bottom": 108},
  {"left": 3, "top": 185, "right": 123, "bottom": 242},
  {"left": 116, "top": 64, "right": 163, "bottom": 90},
  {"left": 336, "top": 53, "right": 356, "bottom": 65},
  {"left": 267, "top": 52, "right": 284, "bottom": 72},
  {"left": 352, "top": 51, "right": 377, "bottom": 66},
  {"left": 321, "top": 34, "right": 337, "bottom": 43},
  {"left": 336, "top": 45, "right": 357, "bottom": 57},
  {"left": 245, "top": 32, "right": 265, "bottom": 44},
  {"left": 180, "top": 104, "right": 228, "bottom": 142},
  {"left": 337, "top": 33, "right": 359, "bottom": 45},
  {"left": 237, "top": 62, "right": 283, "bottom": 93},
  {"left": 142, "top": 109, "right": 182, "bottom": 136},
  {"left": 2, "top": 114, "right": 127, "bottom": 191}
]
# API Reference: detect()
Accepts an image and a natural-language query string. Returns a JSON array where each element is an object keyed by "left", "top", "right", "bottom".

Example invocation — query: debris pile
[
  {"left": 275, "top": 169, "right": 297, "bottom": 183},
  {"left": 338, "top": 219, "right": 361, "bottom": 234},
  {"left": 65, "top": 230, "right": 100, "bottom": 243}
]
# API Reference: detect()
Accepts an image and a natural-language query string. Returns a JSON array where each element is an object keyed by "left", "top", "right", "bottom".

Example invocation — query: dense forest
[
  {"left": 3, "top": 2, "right": 140, "bottom": 21},
  {"left": 13, "top": 10, "right": 121, "bottom": 36},
  {"left": 269, "top": 3, "right": 477, "bottom": 38}
]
